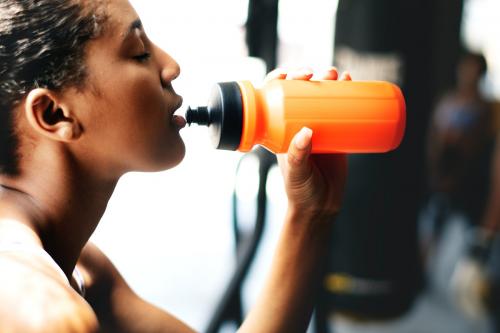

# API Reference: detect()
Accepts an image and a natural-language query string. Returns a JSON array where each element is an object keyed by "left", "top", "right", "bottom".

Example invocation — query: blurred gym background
[{"left": 90, "top": 0, "right": 500, "bottom": 332}]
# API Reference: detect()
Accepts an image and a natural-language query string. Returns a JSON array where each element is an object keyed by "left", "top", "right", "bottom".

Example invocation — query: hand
[{"left": 265, "top": 67, "right": 350, "bottom": 221}]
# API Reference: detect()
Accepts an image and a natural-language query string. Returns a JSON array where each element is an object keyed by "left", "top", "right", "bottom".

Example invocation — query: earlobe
[
  {"left": 24, "top": 88, "right": 82, "bottom": 142},
  {"left": 58, "top": 127, "right": 74, "bottom": 141}
]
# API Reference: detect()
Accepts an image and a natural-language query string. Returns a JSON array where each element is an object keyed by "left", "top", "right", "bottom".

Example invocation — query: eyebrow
[{"left": 123, "top": 18, "right": 143, "bottom": 42}]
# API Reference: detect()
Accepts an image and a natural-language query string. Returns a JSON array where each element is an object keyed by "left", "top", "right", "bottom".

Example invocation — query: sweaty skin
[{"left": 0, "top": 0, "right": 348, "bottom": 332}]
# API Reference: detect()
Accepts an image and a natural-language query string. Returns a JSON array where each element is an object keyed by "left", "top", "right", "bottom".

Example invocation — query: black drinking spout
[{"left": 185, "top": 106, "right": 210, "bottom": 126}]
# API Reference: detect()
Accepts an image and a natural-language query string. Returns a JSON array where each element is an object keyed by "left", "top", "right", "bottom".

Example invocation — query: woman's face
[{"left": 67, "top": 0, "right": 186, "bottom": 176}]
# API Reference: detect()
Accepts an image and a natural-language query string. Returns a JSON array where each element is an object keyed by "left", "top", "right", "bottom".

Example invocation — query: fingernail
[
  {"left": 341, "top": 71, "right": 352, "bottom": 80},
  {"left": 294, "top": 127, "right": 313, "bottom": 150},
  {"left": 300, "top": 69, "right": 314, "bottom": 78},
  {"left": 322, "top": 67, "right": 339, "bottom": 80}
]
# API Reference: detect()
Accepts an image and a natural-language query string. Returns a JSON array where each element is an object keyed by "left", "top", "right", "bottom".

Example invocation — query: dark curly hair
[{"left": 0, "top": 0, "right": 107, "bottom": 175}]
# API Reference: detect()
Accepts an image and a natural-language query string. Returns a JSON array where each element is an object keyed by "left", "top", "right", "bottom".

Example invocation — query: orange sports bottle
[{"left": 185, "top": 80, "right": 406, "bottom": 153}]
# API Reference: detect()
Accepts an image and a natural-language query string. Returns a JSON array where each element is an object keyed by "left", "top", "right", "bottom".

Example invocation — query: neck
[
  {"left": 0, "top": 146, "right": 119, "bottom": 278},
  {"left": 457, "top": 81, "right": 480, "bottom": 100}
]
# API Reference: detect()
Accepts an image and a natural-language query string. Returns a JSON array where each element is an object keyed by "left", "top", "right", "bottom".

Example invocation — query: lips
[
  {"left": 172, "top": 114, "right": 187, "bottom": 129},
  {"left": 170, "top": 95, "right": 186, "bottom": 130}
]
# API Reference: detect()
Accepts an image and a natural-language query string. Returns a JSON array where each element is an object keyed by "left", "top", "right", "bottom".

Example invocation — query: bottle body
[
  {"left": 186, "top": 80, "right": 406, "bottom": 154},
  {"left": 238, "top": 79, "right": 405, "bottom": 153}
]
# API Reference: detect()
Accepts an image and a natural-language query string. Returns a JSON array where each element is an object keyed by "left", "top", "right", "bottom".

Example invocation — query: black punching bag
[{"left": 324, "top": 0, "right": 463, "bottom": 320}]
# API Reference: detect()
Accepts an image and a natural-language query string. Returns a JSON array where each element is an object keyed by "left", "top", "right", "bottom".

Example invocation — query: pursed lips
[{"left": 169, "top": 94, "right": 183, "bottom": 117}]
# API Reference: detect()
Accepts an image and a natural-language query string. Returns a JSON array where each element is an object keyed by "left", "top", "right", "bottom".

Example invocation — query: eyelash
[{"left": 134, "top": 52, "right": 151, "bottom": 63}]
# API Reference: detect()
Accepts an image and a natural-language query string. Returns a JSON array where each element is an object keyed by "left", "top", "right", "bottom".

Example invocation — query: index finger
[
  {"left": 340, "top": 71, "right": 352, "bottom": 81},
  {"left": 313, "top": 67, "right": 339, "bottom": 80},
  {"left": 264, "top": 68, "right": 287, "bottom": 82}
]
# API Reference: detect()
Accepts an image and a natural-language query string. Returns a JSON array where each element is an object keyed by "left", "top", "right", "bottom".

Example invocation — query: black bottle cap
[
  {"left": 186, "top": 106, "right": 209, "bottom": 125},
  {"left": 185, "top": 82, "right": 243, "bottom": 151}
]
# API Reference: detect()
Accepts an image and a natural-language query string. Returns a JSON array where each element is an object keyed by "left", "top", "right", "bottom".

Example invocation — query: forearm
[
  {"left": 238, "top": 208, "right": 334, "bottom": 333},
  {"left": 104, "top": 292, "right": 196, "bottom": 333}
]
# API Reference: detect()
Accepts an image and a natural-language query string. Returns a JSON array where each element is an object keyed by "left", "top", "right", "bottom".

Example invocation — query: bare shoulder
[
  {"left": 0, "top": 251, "right": 99, "bottom": 333},
  {"left": 79, "top": 242, "right": 116, "bottom": 276},
  {"left": 77, "top": 242, "right": 124, "bottom": 293},
  {"left": 77, "top": 243, "right": 197, "bottom": 333}
]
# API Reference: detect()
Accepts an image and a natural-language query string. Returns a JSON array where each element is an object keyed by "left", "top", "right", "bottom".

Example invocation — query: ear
[{"left": 24, "top": 89, "right": 82, "bottom": 142}]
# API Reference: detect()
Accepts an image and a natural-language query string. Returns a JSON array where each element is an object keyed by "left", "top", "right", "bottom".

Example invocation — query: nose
[{"left": 156, "top": 45, "right": 181, "bottom": 86}]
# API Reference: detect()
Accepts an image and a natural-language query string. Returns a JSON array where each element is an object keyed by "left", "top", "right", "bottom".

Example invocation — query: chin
[
  {"left": 151, "top": 141, "right": 186, "bottom": 172},
  {"left": 130, "top": 133, "right": 186, "bottom": 173},
  {"left": 166, "top": 143, "right": 186, "bottom": 169}
]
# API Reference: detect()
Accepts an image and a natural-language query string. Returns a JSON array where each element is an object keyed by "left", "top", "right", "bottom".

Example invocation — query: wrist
[
  {"left": 286, "top": 203, "right": 337, "bottom": 227},
  {"left": 281, "top": 206, "right": 335, "bottom": 263},
  {"left": 287, "top": 199, "right": 339, "bottom": 222}
]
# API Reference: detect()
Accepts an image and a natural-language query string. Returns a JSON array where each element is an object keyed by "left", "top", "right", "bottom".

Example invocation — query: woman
[{"left": 0, "top": 0, "right": 347, "bottom": 332}]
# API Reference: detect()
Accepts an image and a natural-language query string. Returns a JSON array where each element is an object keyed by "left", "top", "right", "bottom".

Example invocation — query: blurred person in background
[
  {"left": 426, "top": 51, "right": 496, "bottom": 227},
  {"left": 424, "top": 50, "right": 500, "bottom": 331},
  {"left": 0, "top": 0, "right": 350, "bottom": 332}
]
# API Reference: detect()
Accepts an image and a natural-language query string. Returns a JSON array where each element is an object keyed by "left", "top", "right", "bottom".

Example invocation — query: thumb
[{"left": 286, "top": 127, "right": 313, "bottom": 185}]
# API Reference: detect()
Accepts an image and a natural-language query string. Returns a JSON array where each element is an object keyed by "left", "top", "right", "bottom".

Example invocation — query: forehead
[
  {"left": 79, "top": 0, "right": 141, "bottom": 89},
  {"left": 93, "top": 0, "right": 140, "bottom": 38}
]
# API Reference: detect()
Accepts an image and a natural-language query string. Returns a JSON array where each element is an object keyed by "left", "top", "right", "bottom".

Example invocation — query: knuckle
[{"left": 287, "top": 152, "right": 302, "bottom": 166}]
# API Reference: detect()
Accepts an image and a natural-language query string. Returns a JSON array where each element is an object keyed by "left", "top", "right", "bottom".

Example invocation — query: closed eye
[{"left": 133, "top": 52, "right": 151, "bottom": 63}]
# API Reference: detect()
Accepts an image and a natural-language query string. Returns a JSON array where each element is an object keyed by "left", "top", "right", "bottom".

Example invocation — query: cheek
[
  {"left": 110, "top": 69, "right": 163, "bottom": 113},
  {"left": 81, "top": 66, "right": 184, "bottom": 170},
  {"left": 98, "top": 69, "right": 166, "bottom": 132}
]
